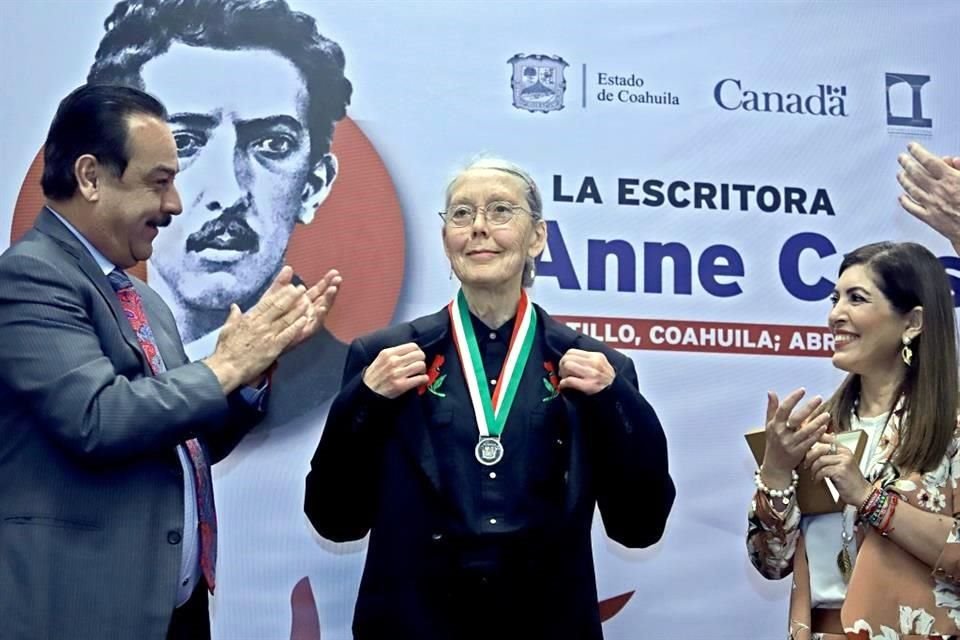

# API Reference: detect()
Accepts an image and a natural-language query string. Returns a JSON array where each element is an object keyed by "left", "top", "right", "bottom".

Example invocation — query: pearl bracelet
[{"left": 754, "top": 468, "right": 799, "bottom": 506}]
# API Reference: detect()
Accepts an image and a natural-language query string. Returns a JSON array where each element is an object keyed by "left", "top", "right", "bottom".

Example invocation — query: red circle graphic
[{"left": 10, "top": 117, "right": 404, "bottom": 343}]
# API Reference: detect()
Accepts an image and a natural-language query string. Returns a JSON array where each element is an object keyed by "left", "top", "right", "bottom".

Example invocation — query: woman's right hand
[
  {"left": 760, "top": 388, "right": 830, "bottom": 487},
  {"left": 362, "top": 342, "right": 430, "bottom": 399}
]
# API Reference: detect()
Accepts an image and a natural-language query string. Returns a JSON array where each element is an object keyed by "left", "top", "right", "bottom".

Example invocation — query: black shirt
[{"left": 424, "top": 311, "right": 570, "bottom": 576}]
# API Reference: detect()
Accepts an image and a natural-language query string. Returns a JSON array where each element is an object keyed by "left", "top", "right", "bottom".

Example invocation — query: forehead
[
  {"left": 836, "top": 263, "right": 880, "bottom": 290},
  {"left": 140, "top": 43, "right": 309, "bottom": 122},
  {"left": 448, "top": 168, "right": 528, "bottom": 203},
  {"left": 123, "top": 114, "right": 178, "bottom": 172}
]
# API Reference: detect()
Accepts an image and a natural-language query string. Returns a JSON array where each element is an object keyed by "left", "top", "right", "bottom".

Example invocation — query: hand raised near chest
[
  {"left": 558, "top": 348, "right": 615, "bottom": 395},
  {"left": 362, "top": 343, "right": 430, "bottom": 399}
]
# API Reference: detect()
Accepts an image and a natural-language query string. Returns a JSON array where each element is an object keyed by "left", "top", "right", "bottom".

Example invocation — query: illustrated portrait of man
[
  {"left": 84, "top": 1, "right": 363, "bottom": 638},
  {"left": 87, "top": 0, "right": 352, "bottom": 416}
]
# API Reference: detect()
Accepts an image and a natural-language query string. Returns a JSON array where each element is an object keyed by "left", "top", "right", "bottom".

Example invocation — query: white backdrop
[{"left": 2, "top": 1, "right": 959, "bottom": 638}]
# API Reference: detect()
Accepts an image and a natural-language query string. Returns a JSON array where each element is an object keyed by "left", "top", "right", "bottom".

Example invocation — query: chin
[
  {"left": 181, "top": 280, "right": 254, "bottom": 309},
  {"left": 831, "top": 353, "right": 866, "bottom": 376},
  {"left": 133, "top": 246, "right": 154, "bottom": 263},
  {"left": 830, "top": 354, "right": 850, "bottom": 372}
]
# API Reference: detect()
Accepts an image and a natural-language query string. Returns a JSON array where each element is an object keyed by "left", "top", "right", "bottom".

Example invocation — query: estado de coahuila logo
[{"left": 508, "top": 53, "right": 569, "bottom": 113}]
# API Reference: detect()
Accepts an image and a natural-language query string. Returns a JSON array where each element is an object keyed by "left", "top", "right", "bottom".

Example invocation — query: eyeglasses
[{"left": 438, "top": 201, "right": 531, "bottom": 227}]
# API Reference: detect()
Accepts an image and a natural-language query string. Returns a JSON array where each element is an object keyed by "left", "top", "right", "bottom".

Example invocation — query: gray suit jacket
[{"left": 0, "top": 209, "right": 260, "bottom": 640}]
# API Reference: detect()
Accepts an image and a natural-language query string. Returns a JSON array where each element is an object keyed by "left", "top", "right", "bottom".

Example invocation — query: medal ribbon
[{"left": 448, "top": 289, "right": 537, "bottom": 438}]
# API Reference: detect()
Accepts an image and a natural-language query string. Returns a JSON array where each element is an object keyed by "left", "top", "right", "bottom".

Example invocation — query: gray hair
[
  {"left": 444, "top": 156, "right": 544, "bottom": 286},
  {"left": 444, "top": 156, "right": 543, "bottom": 218}
]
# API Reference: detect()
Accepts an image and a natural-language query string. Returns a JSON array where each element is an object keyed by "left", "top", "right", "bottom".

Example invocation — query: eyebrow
[
  {"left": 167, "top": 113, "right": 218, "bottom": 130},
  {"left": 168, "top": 113, "right": 305, "bottom": 135},
  {"left": 236, "top": 115, "right": 304, "bottom": 134},
  {"left": 146, "top": 165, "right": 178, "bottom": 179},
  {"left": 833, "top": 285, "right": 871, "bottom": 296}
]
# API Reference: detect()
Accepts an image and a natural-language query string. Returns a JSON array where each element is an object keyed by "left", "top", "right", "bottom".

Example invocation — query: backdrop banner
[{"left": 2, "top": 1, "right": 958, "bottom": 638}]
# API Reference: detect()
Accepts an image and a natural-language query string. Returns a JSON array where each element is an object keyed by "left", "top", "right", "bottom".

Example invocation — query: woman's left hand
[
  {"left": 805, "top": 433, "right": 873, "bottom": 507},
  {"left": 558, "top": 349, "right": 615, "bottom": 395}
]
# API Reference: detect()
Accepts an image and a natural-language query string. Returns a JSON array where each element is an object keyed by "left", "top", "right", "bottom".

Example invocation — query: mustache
[{"left": 185, "top": 207, "right": 259, "bottom": 253}]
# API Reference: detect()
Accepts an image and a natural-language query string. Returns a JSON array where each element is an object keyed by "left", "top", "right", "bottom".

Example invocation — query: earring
[
  {"left": 449, "top": 267, "right": 453, "bottom": 281},
  {"left": 901, "top": 336, "right": 913, "bottom": 367},
  {"left": 529, "top": 262, "right": 536, "bottom": 280}
]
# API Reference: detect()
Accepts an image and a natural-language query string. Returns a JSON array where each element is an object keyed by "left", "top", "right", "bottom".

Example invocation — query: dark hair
[
  {"left": 41, "top": 83, "right": 167, "bottom": 200},
  {"left": 826, "top": 241, "right": 958, "bottom": 472},
  {"left": 87, "top": 0, "right": 352, "bottom": 162}
]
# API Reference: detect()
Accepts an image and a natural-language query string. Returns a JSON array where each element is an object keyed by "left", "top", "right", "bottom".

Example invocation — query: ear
[
  {"left": 298, "top": 153, "right": 338, "bottom": 224},
  {"left": 903, "top": 305, "right": 923, "bottom": 343},
  {"left": 527, "top": 217, "right": 548, "bottom": 259},
  {"left": 74, "top": 155, "right": 101, "bottom": 203}
]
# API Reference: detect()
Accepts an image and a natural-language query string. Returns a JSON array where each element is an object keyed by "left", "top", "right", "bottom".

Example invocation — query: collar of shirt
[
  {"left": 468, "top": 311, "right": 516, "bottom": 345},
  {"left": 47, "top": 206, "right": 116, "bottom": 276}
]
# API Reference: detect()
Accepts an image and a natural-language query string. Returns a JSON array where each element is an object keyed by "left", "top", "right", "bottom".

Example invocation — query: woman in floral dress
[{"left": 748, "top": 241, "right": 960, "bottom": 639}]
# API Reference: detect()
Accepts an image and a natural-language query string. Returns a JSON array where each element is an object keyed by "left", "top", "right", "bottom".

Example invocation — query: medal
[
  {"left": 475, "top": 437, "right": 504, "bottom": 466},
  {"left": 449, "top": 289, "right": 537, "bottom": 466}
]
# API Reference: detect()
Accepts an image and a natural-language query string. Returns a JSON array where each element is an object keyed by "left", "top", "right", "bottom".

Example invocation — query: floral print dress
[{"left": 747, "top": 409, "right": 960, "bottom": 640}]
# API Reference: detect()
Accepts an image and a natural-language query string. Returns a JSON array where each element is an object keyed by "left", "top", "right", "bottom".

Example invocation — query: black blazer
[{"left": 305, "top": 305, "right": 674, "bottom": 640}]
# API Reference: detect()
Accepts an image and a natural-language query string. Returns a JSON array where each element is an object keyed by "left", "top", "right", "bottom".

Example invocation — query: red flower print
[
  {"left": 542, "top": 360, "right": 560, "bottom": 402},
  {"left": 418, "top": 354, "right": 447, "bottom": 397}
]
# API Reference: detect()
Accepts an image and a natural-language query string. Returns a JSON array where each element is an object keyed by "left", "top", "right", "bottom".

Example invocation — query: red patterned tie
[{"left": 107, "top": 269, "right": 217, "bottom": 592}]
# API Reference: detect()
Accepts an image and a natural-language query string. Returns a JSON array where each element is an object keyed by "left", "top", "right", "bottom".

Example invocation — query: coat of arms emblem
[{"left": 507, "top": 53, "right": 569, "bottom": 113}]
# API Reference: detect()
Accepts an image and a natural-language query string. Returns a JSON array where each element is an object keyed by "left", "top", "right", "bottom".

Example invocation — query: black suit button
[{"left": 167, "top": 530, "right": 182, "bottom": 545}]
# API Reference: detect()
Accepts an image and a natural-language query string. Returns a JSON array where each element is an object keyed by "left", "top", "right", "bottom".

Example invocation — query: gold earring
[{"left": 901, "top": 336, "right": 913, "bottom": 367}]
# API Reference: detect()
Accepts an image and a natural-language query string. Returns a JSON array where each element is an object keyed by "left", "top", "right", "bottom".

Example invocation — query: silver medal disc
[{"left": 475, "top": 437, "right": 504, "bottom": 466}]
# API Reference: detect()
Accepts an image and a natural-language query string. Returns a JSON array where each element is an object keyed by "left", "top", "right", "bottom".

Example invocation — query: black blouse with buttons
[{"left": 423, "top": 311, "right": 569, "bottom": 573}]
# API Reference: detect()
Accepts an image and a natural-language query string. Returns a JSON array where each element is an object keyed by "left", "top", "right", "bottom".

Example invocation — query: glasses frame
[{"left": 437, "top": 201, "right": 532, "bottom": 227}]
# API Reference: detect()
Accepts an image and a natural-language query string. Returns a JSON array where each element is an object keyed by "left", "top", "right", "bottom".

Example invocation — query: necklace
[{"left": 837, "top": 408, "right": 890, "bottom": 584}]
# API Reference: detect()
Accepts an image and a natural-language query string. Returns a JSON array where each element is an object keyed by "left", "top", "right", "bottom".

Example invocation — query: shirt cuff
[{"left": 238, "top": 377, "right": 270, "bottom": 413}]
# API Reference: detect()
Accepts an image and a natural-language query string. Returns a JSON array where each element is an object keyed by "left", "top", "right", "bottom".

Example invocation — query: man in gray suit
[{"left": 0, "top": 84, "right": 340, "bottom": 639}]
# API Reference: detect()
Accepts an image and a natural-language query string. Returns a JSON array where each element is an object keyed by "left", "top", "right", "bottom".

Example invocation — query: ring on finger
[{"left": 829, "top": 442, "right": 837, "bottom": 455}]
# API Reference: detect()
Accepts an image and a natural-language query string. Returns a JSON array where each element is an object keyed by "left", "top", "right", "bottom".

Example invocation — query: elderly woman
[
  {"left": 305, "top": 158, "right": 674, "bottom": 639},
  {"left": 749, "top": 241, "right": 960, "bottom": 639}
]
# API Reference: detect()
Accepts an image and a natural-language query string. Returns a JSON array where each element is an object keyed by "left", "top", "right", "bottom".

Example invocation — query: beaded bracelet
[
  {"left": 857, "top": 487, "right": 898, "bottom": 536},
  {"left": 859, "top": 488, "right": 888, "bottom": 526},
  {"left": 754, "top": 468, "right": 799, "bottom": 507},
  {"left": 861, "top": 492, "right": 889, "bottom": 528},
  {"left": 859, "top": 487, "right": 882, "bottom": 515},
  {"left": 877, "top": 492, "right": 899, "bottom": 537}
]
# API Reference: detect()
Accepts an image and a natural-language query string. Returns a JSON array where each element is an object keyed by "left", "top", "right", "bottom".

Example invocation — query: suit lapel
[
  {"left": 394, "top": 309, "right": 450, "bottom": 494},
  {"left": 34, "top": 208, "right": 152, "bottom": 375},
  {"left": 539, "top": 306, "right": 591, "bottom": 514}
]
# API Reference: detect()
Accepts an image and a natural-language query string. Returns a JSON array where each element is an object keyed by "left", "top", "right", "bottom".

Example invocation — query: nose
[
  {"left": 163, "top": 182, "right": 183, "bottom": 216},
  {"left": 195, "top": 127, "right": 249, "bottom": 215},
  {"left": 827, "top": 299, "right": 845, "bottom": 327},
  {"left": 469, "top": 209, "right": 490, "bottom": 236}
]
